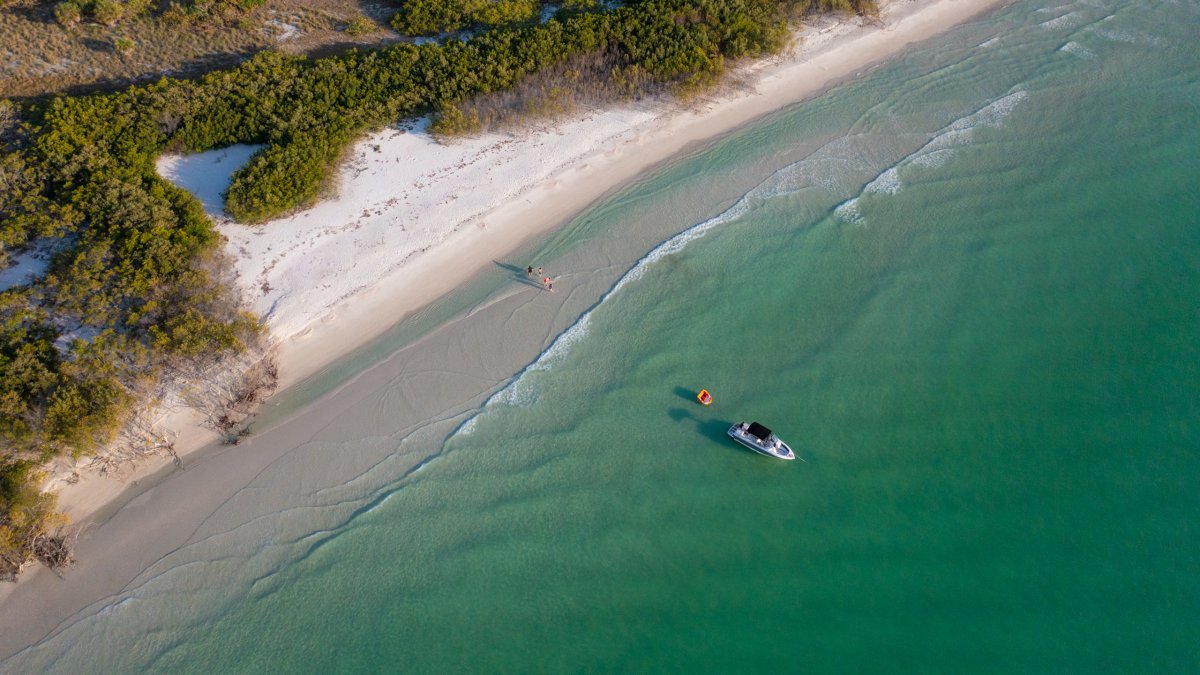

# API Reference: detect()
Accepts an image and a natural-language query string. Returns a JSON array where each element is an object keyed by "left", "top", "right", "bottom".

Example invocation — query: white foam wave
[
  {"left": 833, "top": 199, "right": 864, "bottom": 225},
  {"left": 1092, "top": 28, "right": 1168, "bottom": 47},
  {"left": 1059, "top": 41, "right": 1095, "bottom": 58},
  {"left": 1039, "top": 12, "right": 1082, "bottom": 30},
  {"left": 837, "top": 91, "right": 1029, "bottom": 223},
  {"left": 455, "top": 415, "right": 478, "bottom": 436},
  {"left": 863, "top": 166, "right": 902, "bottom": 195}
]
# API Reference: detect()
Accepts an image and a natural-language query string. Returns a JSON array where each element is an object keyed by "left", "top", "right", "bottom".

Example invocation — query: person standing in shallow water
[
  {"left": 543, "top": 276, "right": 553, "bottom": 291},
  {"left": 526, "top": 266, "right": 534, "bottom": 277}
]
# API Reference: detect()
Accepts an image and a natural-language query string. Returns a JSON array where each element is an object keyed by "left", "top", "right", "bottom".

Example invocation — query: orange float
[{"left": 697, "top": 389, "right": 713, "bottom": 406}]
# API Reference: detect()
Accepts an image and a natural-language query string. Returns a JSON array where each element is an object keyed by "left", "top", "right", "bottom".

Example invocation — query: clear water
[{"left": 9, "top": 0, "right": 1200, "bottom": 671}]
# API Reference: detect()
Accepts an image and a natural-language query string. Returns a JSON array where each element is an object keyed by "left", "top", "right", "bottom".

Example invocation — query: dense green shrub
[
  {"left": 345, "top": 14, "right": 377, "bottom": 37},
  {"left": 0, "top": 459, "right": 64, "bottom": 575},
  {"left": 224, "top": 130, "right": 354, "bottom": 221},
  {"left": 810, "top": 0, "right": 878, "bottom": 16},
  {"left": 430, "top": 101, "right": 482, "bottom": 136},
  {"left": 392, "top": 0, "right": 546, "bottom": 36},
  {"left": 91, "top": 0, "right": 125, "bottom": 26},
  {"left": 53, "top": 1, "right": 83, "bottom": 27},
  {"left": 474, "top": 0, "right": 540, "bottom": 28}
]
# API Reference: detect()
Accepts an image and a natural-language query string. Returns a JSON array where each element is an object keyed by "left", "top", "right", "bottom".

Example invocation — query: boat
[
  {"left": 697, "top": 389, "right": 713, "bottom": 406},
  {"left": 727, "top": 421, "right": 795, "bottom": 460}
]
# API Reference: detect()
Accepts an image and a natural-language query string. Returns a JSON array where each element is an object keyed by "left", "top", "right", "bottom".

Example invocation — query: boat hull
[{"left": 727, "top": 424, "right": 795, "bottom": 461}]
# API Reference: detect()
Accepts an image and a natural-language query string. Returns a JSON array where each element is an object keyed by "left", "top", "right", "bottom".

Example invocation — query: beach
[{"left": 1, "top": 0, "right": 1016, "bottom": 659}]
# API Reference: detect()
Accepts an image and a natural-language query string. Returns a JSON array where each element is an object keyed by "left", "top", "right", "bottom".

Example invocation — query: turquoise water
[{"left": 10, "top": 0, "right": 1200, "bottom": 671}]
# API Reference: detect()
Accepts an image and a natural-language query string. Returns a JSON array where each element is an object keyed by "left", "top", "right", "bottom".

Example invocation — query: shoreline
[{"left": 1, "top": 0, "right": 1012, "bottom": 658}]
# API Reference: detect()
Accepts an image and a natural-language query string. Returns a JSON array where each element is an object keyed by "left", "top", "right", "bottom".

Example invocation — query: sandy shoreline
[{"left": 1, "top": 0, "right": 1011, "bottom": 659}]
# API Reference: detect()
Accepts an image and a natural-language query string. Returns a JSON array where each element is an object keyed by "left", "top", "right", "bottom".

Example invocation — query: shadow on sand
[{"left": 494, "top": 261, "right": 546, "bottom": 289}]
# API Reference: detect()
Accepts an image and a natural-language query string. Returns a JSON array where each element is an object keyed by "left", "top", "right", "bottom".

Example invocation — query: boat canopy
[{"left": 746, "top": 422, "right": 772, "bottom": 441}]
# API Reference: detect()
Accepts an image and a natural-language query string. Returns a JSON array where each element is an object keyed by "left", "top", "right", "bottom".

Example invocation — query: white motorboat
[{"left": 727, "top": 422, "right": 795, "bottom": 461}]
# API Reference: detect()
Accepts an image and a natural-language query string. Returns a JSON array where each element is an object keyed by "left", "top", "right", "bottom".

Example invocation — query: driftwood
[
  {"left": 182, "top": 350, "right": 278, "bottom": 445},
  {"left": 62, "top": 347, "right": 277, "bottom": 485},
  {"left": 32, "top": 527, "right": 79, "bottom": 577},
  {"left": 85, "top": 405, "right": 180, "bottom": 479}
]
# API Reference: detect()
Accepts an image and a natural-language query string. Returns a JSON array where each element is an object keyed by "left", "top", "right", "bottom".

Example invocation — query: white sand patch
[
  {"left": 157, "top": 144, "right": 262, "bottom": 217},
  {"left": 0, "top": 243, "right": 51, "bottom": 291},
  {"left": 265, "top": 19, "right": 301, "bottom": 42}
]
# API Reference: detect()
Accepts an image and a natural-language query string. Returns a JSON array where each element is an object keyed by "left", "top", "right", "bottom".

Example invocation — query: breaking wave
[
  {"left": 1059, "top": 41, "right": 1095, "bottom": 58},
  {"left": 836, "top": 90, "right": 1029, "bottom": 223}
]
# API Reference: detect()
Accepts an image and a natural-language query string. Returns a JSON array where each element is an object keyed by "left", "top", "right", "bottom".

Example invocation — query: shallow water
[{"left": 8, "top": 0, "right": 1199, "bottom": 671}]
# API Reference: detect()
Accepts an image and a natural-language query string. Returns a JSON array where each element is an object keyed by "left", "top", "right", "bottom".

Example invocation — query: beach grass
[{"left": 0, "top": 0, "right": 399, "bottom": 99}]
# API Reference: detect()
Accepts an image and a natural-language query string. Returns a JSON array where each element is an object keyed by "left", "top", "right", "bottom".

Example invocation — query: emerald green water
[{"left": 9, "top": 0, "right": 1199, "bottom": 671}]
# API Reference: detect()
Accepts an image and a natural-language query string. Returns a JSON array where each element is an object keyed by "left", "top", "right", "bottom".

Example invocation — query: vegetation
[
  {"left": 52, "top": 1, "right": 81, "bottom": 27},
  {"left": 391, "top": 0, "right": 544, "bottom": 36},
  {"left": 344, "top": 13, "right": 378, "bottom": 37},
  {"left": 112, "top": 35, "right": 135, "bottom": 53},
  {"left": 1, "top": 459, "right": 67, "bottom": 578},
  {"left": 1, "top": 0, "right": 877, "bottom": 576},
  {"left": 811, "top": 0, "right": 879, "bottom": 16},
  {"left": 0, "top": 0, "right": 398, "bottom": 98}
]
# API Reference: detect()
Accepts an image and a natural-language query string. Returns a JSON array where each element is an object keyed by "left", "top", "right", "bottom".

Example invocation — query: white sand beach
[{"left": 1, "top": 0, "right": 1011, "bottom": 658}]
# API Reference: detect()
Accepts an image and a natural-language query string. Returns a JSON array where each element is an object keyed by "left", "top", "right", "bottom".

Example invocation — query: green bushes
[
  {"left": 0, "top": 292, "right": 64, "bottom": 454},
  {"left": 391, "top": 0, "right": 475, "bottom": 36},
  {"left": 225, "top": 130, "right": 354, "bottom": 221},
  {"left": 113, "top": 36, "right": 136, "bottom": 54},
  {"left": 474, "top": 0, "right": 541, "bottom": 29},
  {"left": 0, "top": 289, "right": 129, "bottom": 459},
  {"left": 430, "top": 101, "right": 482, "bottom": 136},
  {"left": 344, "top": 14, "right": 377, "bottom": 37},
  {"left": 53, "top": 1, "right": 83, "bottom": 27},
  {"left": 92, "top": 0, "right": 125, "bottom": 26},
  {"left": 212, "top": 0, "right": 805, "bottom": 218},
  {"left": 1, "top": 459, "right": 64, "bottom": 576},
  {"left": 50, "top": 0, "right": 158, "bottom": 27},
  {"left": 392, "top": 0, "right": 544, "bottom": 37},
  {"left": 1, "top": 74, "right": 258, "bottom": 471},
  {"left": 809, "top": 0, "right": 878, "bottom": 16}
]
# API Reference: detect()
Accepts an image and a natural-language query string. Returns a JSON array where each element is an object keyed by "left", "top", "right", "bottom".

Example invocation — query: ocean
[{"left": 8, "top": 0, "right": 1199, "bottom": 671}]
